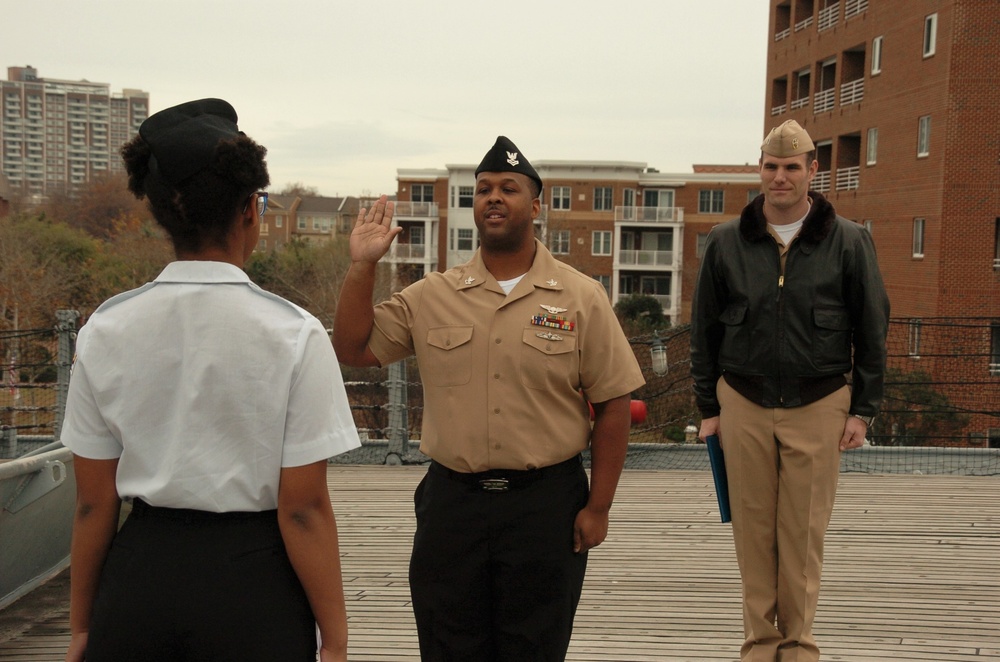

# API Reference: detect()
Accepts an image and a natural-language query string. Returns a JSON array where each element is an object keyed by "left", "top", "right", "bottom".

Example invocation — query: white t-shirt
[{"left": 62, "top": 261, "right": 361, "bottom": 512}]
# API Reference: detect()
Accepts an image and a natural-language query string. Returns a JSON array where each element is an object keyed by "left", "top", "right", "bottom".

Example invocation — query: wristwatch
[{"left": 851, "top": 414, "right": 875, "bottom": 427}]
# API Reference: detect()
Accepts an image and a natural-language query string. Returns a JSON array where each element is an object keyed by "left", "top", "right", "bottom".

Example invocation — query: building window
[
  {"left": 747, "top": 189, "right": 760, "bottom": 204},
  {"left": 990, "top": 322, "right": 1000, "bottom": 376},
  {"left": 456, "top": 228, "right": 474, "bottom": 251},
  {"left": 696, "top": 232, "right": 710, "bottom": 258},
  {"left": 298, "top": 217, "right": 306, "bottom": 230},
  {"left": 593, "top": 275, "right": 611, "bottom": 297},
  {"left": 913, "top": 217, "right": 925, "bottom": 257},
  {"left": 908, "top": 319, "right": 922, "bottom": 357},
  {"left": 592, "top": 231, "right": 612, "bottom": 256},
  {"left": 275, "top": 215, "right": 283, "bottom": 228},
  {"left": 994, "top": 218, "right": 1000, "bottom": 269},
  {"left": 623, "top": 188, "right": 636, "bottom": 208},
  {"left": 923, "top": 13, "right": 937, "bottom": 58},
  {"left": 458, "top": 185, "right": 473, "bottom": 208},
  {"left": 917, "top": 115, "right": 931, "bottom": 157},
  {"left": 699, "top": 189, "right": 724, "bottom": 214},
  {"left": 871, "top": 35, "right": 883, "bottom": 75},
  {"left": 552, "top": 186, "right": 571, "bottom": 210},
  {"left": 412, "top": 184, "right": 433, "bottom": 202},
  {"left": 866, "top": 127, "right": 878, "bottom": 165},
  {"left": 551, "top": 230, "right": 570, "bottom": 255},
  {"left": 593, "top": 187, "right": 613, "bottom": 211}
]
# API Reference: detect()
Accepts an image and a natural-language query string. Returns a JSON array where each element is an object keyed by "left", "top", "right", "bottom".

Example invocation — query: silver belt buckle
[{"left": 479, "top": 477, "right": 509, "bottom": 492}]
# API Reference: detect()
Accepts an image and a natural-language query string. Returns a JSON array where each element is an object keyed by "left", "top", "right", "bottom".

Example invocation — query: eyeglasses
[{"left": 243, "top": 191, "right": 269, "bottom": 217}]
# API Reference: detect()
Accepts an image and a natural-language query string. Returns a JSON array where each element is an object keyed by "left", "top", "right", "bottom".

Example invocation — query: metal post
[
  {"left": 385, "top": 360, "right": 409, "bottom": 465},
  {"left": 54, "top": 310, "right": 80, "bottom": 442}
]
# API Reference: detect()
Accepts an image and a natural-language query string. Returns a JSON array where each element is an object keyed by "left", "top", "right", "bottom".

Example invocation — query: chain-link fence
[{"left": 3, "top": 313, "right": 998, "bottom": 473}]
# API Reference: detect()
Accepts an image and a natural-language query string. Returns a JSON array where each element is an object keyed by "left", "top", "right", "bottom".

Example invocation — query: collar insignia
[
  {"left": 464, "top": 276, "right": 476, "bottom": 285},
  {"left": 540, "top": 304, "right": 567, "bottom": 314},
  {"left": 546, "top": 279, "right": 558, "bottom": 287},
  {"left": 506, "top": 151, "right": 519, "bottom": 167}
]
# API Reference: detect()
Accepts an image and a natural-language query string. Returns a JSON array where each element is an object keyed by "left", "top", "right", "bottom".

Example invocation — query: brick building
[
  {"left": 0, "top": 66, "right": 148, "bottom": 201},
  {"left": 394, "top": 162, "right": 759, "bottom": 325},
  {"left": 764, "top": 0, "right": 1000, "bottom": 444},
  {"left": 256, "top": 194, "right": 363, "bottom": 252}
]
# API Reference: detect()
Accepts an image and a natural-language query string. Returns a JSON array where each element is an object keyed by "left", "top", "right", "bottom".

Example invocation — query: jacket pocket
[
  {"left": 718, "top": 302, "right": 749, "bottom": 366},
  {"left": 422, "top": 325, "right": 474, "bottom": 386},
  {"left": 812, "top": 306, "right": 852, "bottom": 369},
  {"left": 520, "top": 328, "right": 578, "bottom": 391}
]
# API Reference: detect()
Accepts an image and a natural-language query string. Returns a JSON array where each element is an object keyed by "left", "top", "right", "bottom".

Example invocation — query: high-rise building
[
  {"left": 764, "top": 0, "right": 1000, "bottom": 444},
  {"left": 0, "top": 66, "right": 148, "bottom": 201}
]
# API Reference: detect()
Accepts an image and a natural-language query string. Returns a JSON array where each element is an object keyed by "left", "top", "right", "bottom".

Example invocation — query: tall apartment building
[
  {"left": 394, "top": 162, "right": 759, "bottom": 325},
  {"left": 764, "top": 0, "right": 1000, "bottom": 443},
  {"left": 1, "top": 66, "right": 149, "bottom": 200}
]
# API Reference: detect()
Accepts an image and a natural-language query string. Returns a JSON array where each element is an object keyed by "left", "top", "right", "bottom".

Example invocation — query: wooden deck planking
[{"left": 1, "top": 467, "right": 999, "bottom": 660}]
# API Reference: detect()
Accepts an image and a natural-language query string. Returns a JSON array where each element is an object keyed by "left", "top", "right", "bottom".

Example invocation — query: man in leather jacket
[{"left": 690, "top": 119, "right": 889, "bottom": 662}]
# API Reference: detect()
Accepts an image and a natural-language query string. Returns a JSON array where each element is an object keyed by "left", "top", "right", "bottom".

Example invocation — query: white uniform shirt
[{"left": 62, "top": 261, "right": 361, "bottom": 512}]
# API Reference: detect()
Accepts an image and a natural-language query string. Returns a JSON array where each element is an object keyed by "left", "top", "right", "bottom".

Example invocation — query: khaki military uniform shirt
[{"left": 369, "top": 240, "right": 645, "bottom": 473}]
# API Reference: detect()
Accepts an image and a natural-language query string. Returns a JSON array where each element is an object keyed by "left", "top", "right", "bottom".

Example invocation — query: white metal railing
[
  {"left": 794, "top": 16, "right": 814, "bottom": 32},
  {"left": 814, "top": 88, "right": 835, "bottom": 113},
  {"left": 391, "top": 243, "right": 428, "bottom": 259},
  {"left": 845, "top": 0, "right": 868, "bottom": 19},
  {"left": 818, "top": 2, "right": 840, "bottom": 31},
  {"left": 812, "top": 171, "right": 831, "bottom": 193},
  {"left": 993, "top": 258, "right": 1000, "bottom": 269},
  {"left": 791, "top": 96, "right": 810, "bottom": 110},
  {"left": 775, "top": 28, "right": 790, "bottom": 41},
  {"left": 836, "top": 166, "right": 859, "bottom": 190},
  {"left": 614, "top": 206, "right": 684, "bottom": 224},
  {"left": 841, "top": 78, "right": 865, "bottom": 105},
  {"left": 771, "top": 104, "right": 787, "bottom": 116},
  {"left": 618, "top": 250, "right": 674, "bottom": 267},
  {"left": 393, "top": 202, "right": 438, "bottom": 218}
]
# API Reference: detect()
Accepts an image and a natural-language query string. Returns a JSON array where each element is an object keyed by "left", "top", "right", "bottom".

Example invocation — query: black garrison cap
[
  {"left": 474, "top": 136, "right": 543, "bottom": 194},
  {"left": 139, "top": 98, "right": 242, "bottom": 185}
]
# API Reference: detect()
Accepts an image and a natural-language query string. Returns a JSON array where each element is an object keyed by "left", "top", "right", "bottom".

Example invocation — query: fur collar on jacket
[{"left": 739, "top": 191, "right": 836, "bottom": 244}]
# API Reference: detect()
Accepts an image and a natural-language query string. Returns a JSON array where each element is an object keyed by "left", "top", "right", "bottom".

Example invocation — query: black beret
[
  {"left": 474, "top": 136, "right": 542, "bottom": 194},
  {"left": 138, "top": 98, "right": 242, "bottom": 185}
]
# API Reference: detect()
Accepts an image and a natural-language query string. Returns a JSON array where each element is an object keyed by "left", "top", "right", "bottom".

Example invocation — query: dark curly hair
[{"left": 121, "top": 134, "right": 270, "bottom": 254}]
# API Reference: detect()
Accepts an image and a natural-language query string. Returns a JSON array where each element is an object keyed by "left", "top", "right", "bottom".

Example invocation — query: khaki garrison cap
[{"left": 761, "top": 119, "right": 815, "bottom": 157}]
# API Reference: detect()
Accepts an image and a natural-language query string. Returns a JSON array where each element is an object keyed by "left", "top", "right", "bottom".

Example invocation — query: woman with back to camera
[{"left": 61, "top": 98, "right": 359, "bottom": 662}]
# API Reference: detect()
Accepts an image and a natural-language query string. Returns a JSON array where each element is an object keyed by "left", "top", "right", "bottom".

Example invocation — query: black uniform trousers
[
  {"left": 409, "top": 456, "right": 590, "bottom": 662},
  {"left": 85, "top": 499, "right": 316, "bottom": 662}
]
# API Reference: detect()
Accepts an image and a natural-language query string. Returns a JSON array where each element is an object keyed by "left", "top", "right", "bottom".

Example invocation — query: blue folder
[{"left": 706, "top": 435, "right": 731, "bottom": 523}]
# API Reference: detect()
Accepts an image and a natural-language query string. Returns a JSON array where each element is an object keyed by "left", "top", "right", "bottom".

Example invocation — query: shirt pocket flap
[
  {"left": 522, "top": 328, "right": 577, "bottom": 355},
  {"left": 813, "top": 307, "right": 851, "bottom": 331},
  {"left": 426, "top": 325, "right": 474, "bottom": 351},
  {"left": 720, "top": 302, "right": 748, "bottom": 326}
]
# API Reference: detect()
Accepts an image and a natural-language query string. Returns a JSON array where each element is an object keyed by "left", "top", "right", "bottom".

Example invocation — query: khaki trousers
[{"left": 718, "top": 378, "right": 850, "bottom": 662}]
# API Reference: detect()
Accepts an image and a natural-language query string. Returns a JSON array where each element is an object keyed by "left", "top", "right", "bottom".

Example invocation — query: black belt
[
  {"left": 130, "top": 498, "right": 277, "bottom": 522},
  {"left": 429, "top": 455, "right": 582, "bottom": 493}
]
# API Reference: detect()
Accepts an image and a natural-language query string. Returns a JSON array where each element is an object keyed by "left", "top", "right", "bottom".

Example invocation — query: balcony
[
  {"left": 836, "top": 166, "right": 859, "bottom": 190},
  {"left": 845, "top": 0, "right": 868, "bottom": 18},
  {"left": 840, "top": 79, "right": 864, "bottom": 105},
  {"left": 614, "top": 206, "right": 684, "bottom": 224},
  {"left": 794, "top": 16, "right": 814, "bottom": 32},
  {"left": 791, "top": 96, "right": 810, "bottom": 110},
  {"left": 393, "top": 201, "right": 438, "bottom": 218},
  {"left": 618, "top": 250, "right": 674, "bottom": 268},
  {"left": 391, "top": 243, "right": 428, "bottom": 260},
  {"left": 775, "top": 28, "right": 790, "bottom": 41},
  {"left": 814, "top": 89, "right": 835, "bottom": 113},
  {"left": 818, "top": 2, "right": 840, "bottom": 31},
  {"left": 812, "top": 171, "right": 831, "bottom": 193},
  {"left": 771, "top": 104, "right": 787, "bottom": 116}
]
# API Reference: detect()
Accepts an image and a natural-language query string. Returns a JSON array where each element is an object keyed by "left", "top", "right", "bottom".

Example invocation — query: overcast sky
[{"left": 4, "top": 1, "right": 770, "bottom": 196}]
